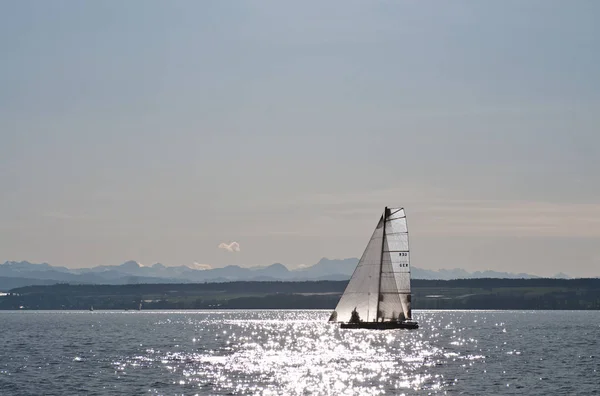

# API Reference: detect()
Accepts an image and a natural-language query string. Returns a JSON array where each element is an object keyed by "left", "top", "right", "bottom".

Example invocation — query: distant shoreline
[{"left": 2, "top": 278, "right": 599, "bottom": 311}]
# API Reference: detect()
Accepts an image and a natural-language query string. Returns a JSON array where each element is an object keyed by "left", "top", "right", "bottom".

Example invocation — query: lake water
[{"left": 0, "top": 310, "right": 598, "bottom": 395}]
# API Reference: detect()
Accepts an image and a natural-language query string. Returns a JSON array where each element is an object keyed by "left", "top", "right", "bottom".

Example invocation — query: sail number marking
[{"left": 398, "top": 252, "right": 409, "bottom": 267}]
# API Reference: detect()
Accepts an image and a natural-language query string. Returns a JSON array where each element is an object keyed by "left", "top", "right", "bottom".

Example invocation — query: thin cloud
[
  {"left": 43, "top": 212, "right": 78, "bottom": 220},
  {"left": 42, "top": 211, "right": 94, "bottom": 220},
  {"left": 218, "top": 241, "right": 240, "bottom": 252},
  {"left": 295, "top": 186, "right": 443, "bottom": 207},
  {"left": 250, "top": 194, "right": 600, "bottom": 239},
  {"left": 414, "top": 200, "right": 600, "bottom": 238}
]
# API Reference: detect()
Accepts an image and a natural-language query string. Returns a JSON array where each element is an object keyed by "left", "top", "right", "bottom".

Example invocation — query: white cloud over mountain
[{"left": 218, "top": 242, "right": 240, "bottom": 252}]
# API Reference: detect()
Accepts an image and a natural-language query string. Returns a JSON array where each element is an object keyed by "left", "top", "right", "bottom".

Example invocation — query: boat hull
[{"left": 339, "top": 321, "right": 418, "bottom": 330}]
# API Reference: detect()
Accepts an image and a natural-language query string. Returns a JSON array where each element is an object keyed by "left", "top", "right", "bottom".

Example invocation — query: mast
[{"left": 375, "top": 206, "right": 387, "bottom": 322}]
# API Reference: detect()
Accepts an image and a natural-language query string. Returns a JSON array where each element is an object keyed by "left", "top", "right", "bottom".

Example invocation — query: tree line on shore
[{"left": 1, "top": 278, "right": 599, "bottom": 310}]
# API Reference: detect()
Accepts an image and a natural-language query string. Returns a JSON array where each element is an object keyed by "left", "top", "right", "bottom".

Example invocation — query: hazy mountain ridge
[{"left": 0, "top": 258, "right": 571, "bottom": 290}]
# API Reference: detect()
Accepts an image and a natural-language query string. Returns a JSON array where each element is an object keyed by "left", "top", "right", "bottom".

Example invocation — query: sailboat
[{"left": 329, "top": 207, "right": 418, "bottom": 330}]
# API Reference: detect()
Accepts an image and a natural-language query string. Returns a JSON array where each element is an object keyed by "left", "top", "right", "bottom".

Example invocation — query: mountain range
[{"left": 0, "top": 258, "right": 568, "bottom": 291}]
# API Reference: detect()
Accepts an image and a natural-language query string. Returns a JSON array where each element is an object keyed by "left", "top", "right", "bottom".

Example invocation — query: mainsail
[{"left": 329, "top": 207, "right": 412, "bottom": 323}]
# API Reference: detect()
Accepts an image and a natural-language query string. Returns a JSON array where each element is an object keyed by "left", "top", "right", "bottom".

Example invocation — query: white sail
[
  {"left": 329, "top": 215, "right": 384, "bottom": 323},
  {"left": 380, "top": 208, "right": 412, "bottom": 321},
  {"left": 329, "top": 207, "right": 412, "bottom": 323}
]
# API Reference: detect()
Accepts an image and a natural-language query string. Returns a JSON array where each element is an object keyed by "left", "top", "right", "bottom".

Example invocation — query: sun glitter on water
[{"left": 128, "top": 310, "right": 483, "bottom": 395}]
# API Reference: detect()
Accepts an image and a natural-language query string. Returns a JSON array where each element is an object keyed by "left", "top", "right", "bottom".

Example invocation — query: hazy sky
[{"left": 1, "top": 1, "right": 599, "bottom": 276}]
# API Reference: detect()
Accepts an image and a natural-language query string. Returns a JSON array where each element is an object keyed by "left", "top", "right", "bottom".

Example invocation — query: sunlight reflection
[{"left": 114, "top": 310, "right": 491, "bottom": 395}]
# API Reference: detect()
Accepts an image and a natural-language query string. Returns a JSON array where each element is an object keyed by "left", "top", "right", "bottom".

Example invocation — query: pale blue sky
[{"left": 1, "top": 1, "right": 599, "bottom": 276}]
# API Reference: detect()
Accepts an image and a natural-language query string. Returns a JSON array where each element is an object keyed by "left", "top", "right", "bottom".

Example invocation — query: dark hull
[{"left": 340, "top": 321, "right": 418, "bottom": 330}]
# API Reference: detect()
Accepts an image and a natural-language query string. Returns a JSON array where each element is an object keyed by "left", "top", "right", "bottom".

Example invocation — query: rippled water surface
[{"left": 0, "top": 310, "right": 598, "bottom": 395}]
